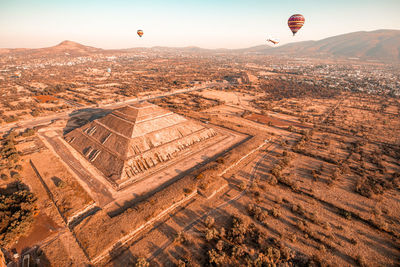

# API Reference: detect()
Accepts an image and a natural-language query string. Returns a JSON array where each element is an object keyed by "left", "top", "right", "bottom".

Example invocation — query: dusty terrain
[
  {"left": 100, "top": 90, "right": 400, "bottom": 266},
  {"left": 0, "top": 46, "right": 399, "bottom": 266}
]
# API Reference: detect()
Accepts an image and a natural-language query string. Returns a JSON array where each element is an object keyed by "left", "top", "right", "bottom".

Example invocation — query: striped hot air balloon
[
  {"left": 288, "top": 14, "right": 305, "bottom": 36},
  {"left": 137, "top": 30, "right": 144, "bottom": 37}
]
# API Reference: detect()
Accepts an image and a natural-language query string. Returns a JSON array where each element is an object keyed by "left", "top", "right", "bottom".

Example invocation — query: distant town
[{"left": 1, "top": 42, "right": 399, "bottom": 127}]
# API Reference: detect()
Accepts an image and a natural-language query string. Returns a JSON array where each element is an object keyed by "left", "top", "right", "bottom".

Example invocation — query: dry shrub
[
  {"left": 274, "top": 195, "right": 283, "bottom": 204},
  {"left": 177, "top": 259, "right": 187, "bottom": 267},
  {"left": 204, "top": 214, "right": 300, "bottom": 265},
  {"left": 308, "top": 254, "right": 328, "bottom": 267},
  {"left": 216, "top": 240, "right": 224, "bottom": 251},
  {"left": 183, "top": 187, "right": 193, "bottom": 194},
  {"left": 247, "top": 203, "right": 267, "bottom": 222},
  {"left": 296, "top": 219, "right": 307, "bottom": 232},
  {"left": 205, "top": 227, "right": 219, "bottom": 241},
  {"left": 291, "top": 204, "right": 305, "bottom": 215},
  {"left": 288, "top": 232, "right": 297, "bottom": 243},
  {"left": 269, "top": 207, "right": 281, "bottom": 218},
  {"left": 318, "top": 244, "right": 326, "bottom": 253},
  {"left": 175, "top": 231, "right": 187, "bottom": 244},
  {"left": 196, "top": 173, "right": 205, "bottom": 180},
  {"left": 135, "top": 257, "right": 149, "bottom": 267},
  {"left": 199, "top": 182, "right": 208, "bottom": 190},
  {"left": 204, "top": 216, "right": 215, "bottom": 229},
  {"left": 373, "top": 216, "right": 389, "bottom": 231},
  {"left": 292, "top": 204, "right": 323, "bottom": 225},
  {"left": 207, "top": 249, "right": 226, "bottom": 265},
  {"left": 355, "top": 175, "right": 394, "bottom": 198},
  {"left": 355, "top": 254, "right": 368, "bottom": 267},
  {"left": 227, "top": 216, "right": 247, "bottom": 244},
  {"left": 0, "top": 173, "right": 9, "bottom": 181},
  {"left": 239, "top": 181, "right": 247, "bottom": 191},
  {"left": 265, "top": 174, "right": 278, "bottom": 186},
  {"left": 339, "top": 209, "right": 352, "bottom": 220}
]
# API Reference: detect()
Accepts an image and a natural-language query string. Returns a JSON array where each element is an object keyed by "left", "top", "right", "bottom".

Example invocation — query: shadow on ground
[{"left": 63, "top": 108, "right": 113, "bottom": 134}]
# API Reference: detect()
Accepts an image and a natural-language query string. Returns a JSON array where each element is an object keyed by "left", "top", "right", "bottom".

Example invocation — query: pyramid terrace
[{"left": 65, "top": 102, "right": 221, "bottom": 190}]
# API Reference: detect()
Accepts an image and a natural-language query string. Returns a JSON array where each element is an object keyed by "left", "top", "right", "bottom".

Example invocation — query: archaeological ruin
[{"left": 64, "top": 102, "right": 219, "bottom": 190}]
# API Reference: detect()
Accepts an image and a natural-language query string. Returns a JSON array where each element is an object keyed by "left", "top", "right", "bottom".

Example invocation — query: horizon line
[{"left": 1, "top": 28, "right": 398, "bottom": 50}]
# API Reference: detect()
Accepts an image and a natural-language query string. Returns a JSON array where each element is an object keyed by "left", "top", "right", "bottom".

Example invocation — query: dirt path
[
  {"left": 147, "top": 139, "right": 278, "bottom": 261},
  {"left": 320, "top": 95, "right": 345, "bottom": 124},
  {"left": 91, "top": 191, "right": 198, "bottom": 265}
]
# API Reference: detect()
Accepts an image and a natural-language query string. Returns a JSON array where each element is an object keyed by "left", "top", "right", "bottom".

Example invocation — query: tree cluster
[{"left": 0, "top": 184, "right": 38, "bottom": 247}]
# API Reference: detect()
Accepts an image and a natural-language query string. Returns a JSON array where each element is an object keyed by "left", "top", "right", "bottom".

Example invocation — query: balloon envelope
[
  {"left": 288, "top": 14, "right": 305, "bottom": 36},
  {"left": 137, "top": 30, "right": 144, "bottom": 37},
  {"left": 267, "top": 38, "right": 279, "bottom": 45}
]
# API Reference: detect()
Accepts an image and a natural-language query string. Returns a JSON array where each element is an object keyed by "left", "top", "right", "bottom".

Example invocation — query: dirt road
[{"left": 0, "top": 82, "right": 225, "bottom": 133}]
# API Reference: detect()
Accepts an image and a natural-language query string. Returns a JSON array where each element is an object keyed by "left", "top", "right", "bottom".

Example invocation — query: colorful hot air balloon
[
  {"left": 288, "top": 14, "right": 305, "bottom": 36},
  {"left": 137, "top": 30, "right": 144, "bottom": 37}
]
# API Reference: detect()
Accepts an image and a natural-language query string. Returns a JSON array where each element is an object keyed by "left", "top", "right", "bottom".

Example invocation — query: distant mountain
[
  {"left": 245, "top": 29, "right": 400, "bottom": 61},
  {"left": 31, "top": 40, "right": 102, "bottom": 56},
  {"left": 128, "top": 30, "right": 400, "bottom": 61},
  {"left": 47, "top": 40, "right": 101, "bottom": 53},
  {"left": 0, "top": 40, "right": 102, "bottom": 57},
  {"left": 1, "top": 30, "right": 399, "bottom": 62}
]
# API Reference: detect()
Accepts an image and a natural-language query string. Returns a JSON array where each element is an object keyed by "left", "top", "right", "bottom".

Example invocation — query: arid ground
[{"left": 1, "top": 47, "right": 399, "bottom": 266}]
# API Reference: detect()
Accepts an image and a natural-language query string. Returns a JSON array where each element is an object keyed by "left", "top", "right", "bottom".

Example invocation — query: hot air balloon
[
  {"left": 267, "top": 38, "right": 279, "bottom": 45},
  {"left": 137, "top": 30, "right": 144, "bottom": 37},
  {"left": 288, "top": 14, "right": 305, "bottom": 36}
]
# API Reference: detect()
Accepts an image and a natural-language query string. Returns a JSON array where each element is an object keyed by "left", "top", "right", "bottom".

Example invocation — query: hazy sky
[{"left": 1, "top": 0, "right": 399, "bottom": 49}]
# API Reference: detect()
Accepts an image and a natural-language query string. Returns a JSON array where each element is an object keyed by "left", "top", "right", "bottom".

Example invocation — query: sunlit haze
[{"left": 1, "top": 0, "right": 399, "bottom": 49}]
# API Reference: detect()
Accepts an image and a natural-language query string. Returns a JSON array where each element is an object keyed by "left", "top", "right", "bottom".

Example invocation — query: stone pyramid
[{"left": 65, "top": 102, "right": 217, "bottom": 189}]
